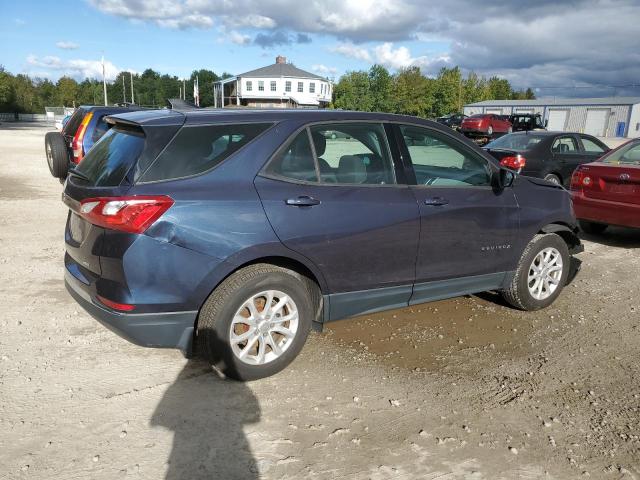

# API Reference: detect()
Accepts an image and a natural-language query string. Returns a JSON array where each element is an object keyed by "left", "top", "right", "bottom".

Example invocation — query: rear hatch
[{"left": 63, "top": 122, "right": 148, "bottom": 278}]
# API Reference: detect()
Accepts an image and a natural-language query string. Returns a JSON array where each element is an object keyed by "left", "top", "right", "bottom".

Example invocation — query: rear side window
[
  {"left": 581, "top": 136, "right": 606, "bottom": 153},
  {"left": 75, "top": 128, "right": 145, "bottom": 186},
  {"left": 140, "top": 123, "right": 271, "bottom": 182},
  {"left": 265, "top": 130, "right": 318, "bottom": 182}
]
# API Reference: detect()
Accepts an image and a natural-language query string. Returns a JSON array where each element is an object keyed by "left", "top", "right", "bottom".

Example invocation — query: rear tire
[
  {"left": 544, "top": 173, "right": 561, "bottom": 185},
  {"left": 45, "top": 132, "right": 69, "bottom": 179},
  {"left": 501, "top": 233, "right": 570, "bottom": 311},
  {"left": 578, "top": 220, "right": 607, "bottom": 235},
  {"left": 197, "top": 264, "right": 315, "bottom": 381}
]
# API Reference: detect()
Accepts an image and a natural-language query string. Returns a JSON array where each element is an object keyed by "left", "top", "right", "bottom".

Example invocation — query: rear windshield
[
  {"left": 62, "top": 108, "right": 87, "bottom": 136},
  {"left": 75, "top": 127, "right": 145, "bottom": 186},
  {"left": 601, "top": 141, "right": 640, "bottom": 165},
  {"left": 139, "top": 123, "right": 272, "bottom": 182},
  {"left": 486, "top": 134, "right": 544, "bottom": 152}
]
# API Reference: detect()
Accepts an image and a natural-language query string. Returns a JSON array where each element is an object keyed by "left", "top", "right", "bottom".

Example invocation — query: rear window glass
[
  {"left": 601, "top": 141, "right": 640, "bottom": 165},
  {"left": 140, "top": 123, "right": 272, "bottom": 182},
  {"left": 75, "top": 128, "right": 145, "bottom": 186},
  {"left": 63, "top": 108, "right": 86, "bottom": 136},
  {"left": 486, "top": 134, "right": 544, "bottom": 152},
  {"left": 91, "top": 116, "right": 110, "bottom": 142}
]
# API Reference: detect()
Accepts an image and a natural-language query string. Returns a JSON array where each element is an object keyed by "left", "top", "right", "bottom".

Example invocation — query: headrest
[
  {"left": 338, "top": 155, "right": 367, "bottom": 184},
  {"left": 312, "top": 131, "right": 326, "bottom": 157}
]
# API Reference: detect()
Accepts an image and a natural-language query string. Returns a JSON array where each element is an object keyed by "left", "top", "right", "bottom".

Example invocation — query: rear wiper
[{"left": 67, "top": 167, "right": 90, "bottom": 182}]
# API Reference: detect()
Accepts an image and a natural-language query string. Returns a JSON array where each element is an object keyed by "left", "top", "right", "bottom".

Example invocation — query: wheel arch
[{"left": 539, "top": 222, "right": 582, "bottom": 253}]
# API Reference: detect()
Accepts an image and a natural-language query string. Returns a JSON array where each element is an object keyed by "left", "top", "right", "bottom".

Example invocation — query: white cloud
[
  {"left": 157, "top": 14, "right": 213, "bottom": 29},
  {"left": 26, "top": 55, "right": 123, "bottom": 81},
  {"left": 223, "top": 14, "right": 276, "bottom": 29},
  {"left": 330, "top": 43, "right": 371, "bottom": 62},
  {"left": 56, "top": 41, "right": 80, "bottom": 50},
  {"left": 312, "top": 64, "right": 338, "bottom": 76},
  {"left": 228, "top": 30, "right": 251, "bottom": 45},
  {"left": 14, "top": 18, "right": 26, "bottom": 26}
]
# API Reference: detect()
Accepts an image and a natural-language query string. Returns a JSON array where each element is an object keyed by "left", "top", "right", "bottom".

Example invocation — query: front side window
[
  {"left": 309, "top": 123, "right": 396, "bottom": 185},
  {"left": 258, "top": 81, "right": 264, "bottom": 91},
  {"left": 309, "top": 82, "right": 315, "bottom": 93},
  {"left": 297, "top": 82, "right": 303, "bottom": 93},
  {"left": 581, "top": 136, "right": 606, "bottom": 153},
  {"left": 399, "top": 125, "right": 491, "bottom": 187},
  {"left": 246, "top": 81, "right": 252, "bottom": 92},
  {"left": 265, "top": 130, "right": 318, "bottom": 182},
  {"left": 270, "top": 81, "right": 277, "bottom": 92},
  {"left": 285, "top": 81, "right": 291, "bottom": 92},
  {"left": 552, "top": 136, "right": 579, "bottom": 153},
  {"left": 140, "top": 123, "right": 272, "bottom": 182}
]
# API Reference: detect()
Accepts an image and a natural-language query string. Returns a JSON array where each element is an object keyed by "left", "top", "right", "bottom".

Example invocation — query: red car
[
  {"left": 460, "top": 113, "right": 512, "bottom": 138},
  {"left": 570, "top": 138, "right": 640, "bottom": 233}
]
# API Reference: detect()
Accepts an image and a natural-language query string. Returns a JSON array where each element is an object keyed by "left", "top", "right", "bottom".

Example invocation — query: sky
[{"left": 2, "top": 0, "right": 640, "bottom": 97}]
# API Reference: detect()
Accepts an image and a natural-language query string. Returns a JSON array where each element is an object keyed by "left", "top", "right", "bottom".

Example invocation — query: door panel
[
  {"left": 551, "top": 135, "right": 587, "bottom": 185},
  {"left": 394, "top": 124, "right": 519, "bottom": 300},
  {"left": 255, "top": 177, "right": 420, "bottom": 294}
]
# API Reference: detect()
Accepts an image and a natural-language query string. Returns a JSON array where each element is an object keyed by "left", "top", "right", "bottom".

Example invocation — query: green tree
[
  {"left": 368, "top": 65, "right": 394, "bottom": 113},
  {"left": 55, "top": 76, "right": 79, "bottom": 107},
  {"left": 0, "top": 66, "right": 16, "bottom": 111},
  {"left": 393, "top": 67, "right": 433, "bottom": 117},
  {"left": 332, "top": 71, "right": 373, "bottom": 111},
  {"left": 433, "top": 67, "right": 463, "bottom": 116}
]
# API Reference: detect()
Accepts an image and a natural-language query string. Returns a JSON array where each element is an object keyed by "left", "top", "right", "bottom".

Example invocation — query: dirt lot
[{"left": 0, "top": 123, "right": 639, "bottom": 479}]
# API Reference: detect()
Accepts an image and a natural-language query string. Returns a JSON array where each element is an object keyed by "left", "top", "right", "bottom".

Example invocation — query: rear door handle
[
  {"left": 424, "top": 197, "right": 449, "bottom": 206},
  {"left": 285, "top": 196, "right": 321, "bottom": 207}
]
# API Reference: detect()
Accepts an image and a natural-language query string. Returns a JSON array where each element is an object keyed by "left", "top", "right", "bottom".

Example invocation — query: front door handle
[
  {"left": 285, "top": 196, "right": 321, "bottom": 207},
  {"left": 424, "top": 197, "right": 449, "bottom": 206}
]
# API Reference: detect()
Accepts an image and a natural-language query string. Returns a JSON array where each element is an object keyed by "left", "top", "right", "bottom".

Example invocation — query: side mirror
[{"left": 493, "top": 167, "right": 515, "bottom": 190}]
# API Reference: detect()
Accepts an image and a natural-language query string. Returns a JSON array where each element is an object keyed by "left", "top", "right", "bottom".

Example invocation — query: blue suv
[{"left": 63, "top": 109, "right": 583, "bottom": 380}]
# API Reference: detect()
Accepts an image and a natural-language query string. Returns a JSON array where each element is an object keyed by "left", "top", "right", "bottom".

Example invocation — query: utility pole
[
  {"left": 122, "top": 74, "right": 126, "bottom": 103},
  {"left": 130, "top": 73, "right": 135, "bottom": 105},
  {"left": 183, "top": 78, "right": 186, "bottom": 100},
  {"left": 101, "top": 55, "right": 108, "bottom": 106}
]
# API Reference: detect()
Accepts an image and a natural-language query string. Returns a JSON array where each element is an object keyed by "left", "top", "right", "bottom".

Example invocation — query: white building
[
  {"left": 214, "top": 56, "right": 332, "bottom": 109},
  {"left": 463, "top": 97, "right": 640, "bottom": 138}
]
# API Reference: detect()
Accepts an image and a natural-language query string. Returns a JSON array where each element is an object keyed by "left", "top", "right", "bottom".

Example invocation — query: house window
[
  {"left": 285, "top": 81, "right": 291, "bottom": 92},
  {"left": 270, "top": 81, "right": 276, "bottom": 92},
  {"left": 297, "top": 82, "right": 303, "bottom": 93},
  {"left": 246, "top": 81, "right": 252, "bottom": 92},
  {"left": 258, "top": 81, "right": 264, "bottom": 91},
  {"left": 310, "top": 82, "right": 316, "bottom": 93}
]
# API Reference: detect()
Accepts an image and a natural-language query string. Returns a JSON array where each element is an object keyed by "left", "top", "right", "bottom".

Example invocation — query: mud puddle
[{"left": 325, "top": 293, "right": 535, "bottom": 373}]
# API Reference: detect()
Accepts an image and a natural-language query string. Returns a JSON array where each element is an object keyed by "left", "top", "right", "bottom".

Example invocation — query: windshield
[
  {"left": 486, "top": 134, "right": 545, "bottom": 152},
  {"left": 601, "top": 141, "right": 640, "bottom": 165},
  {"left": 75, "top": 127, "right": 145, "bottom": 186}
]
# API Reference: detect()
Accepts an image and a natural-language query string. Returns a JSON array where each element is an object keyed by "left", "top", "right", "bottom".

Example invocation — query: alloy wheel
[
  {"left": 527, "top": 247, "right": 563, "bottom": 300},
  {"left": 229, "top": 290, "right": 299, "bottom": 365}
]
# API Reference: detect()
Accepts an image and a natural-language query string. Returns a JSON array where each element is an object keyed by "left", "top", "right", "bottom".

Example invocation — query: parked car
[
  {"left": 484, "top": 131, "right": 610, "bottom": 187},
  {"left": 45, "top": 105, "right": 143, "bottom": 180},
  {"left": 436, "top": 113, "right": 467, "bottom": 130},
  {"left": 570, "top": 138, "right": 640, "bottom": 233},
  {"left": 509, "top": 113, "right": 546, "bottom": 132},
  {"left": 460, "top": 113, "right": 512, "bottom": 139},
  {"left": 63, "top": 109, "right": 583, "bottom": 380},
  {"left": 55, "top": 114, "right": 72, "bottom": 131}
]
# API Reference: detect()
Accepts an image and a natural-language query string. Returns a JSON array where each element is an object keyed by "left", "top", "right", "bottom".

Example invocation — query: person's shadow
[{"left": 151, "top": 360, "right": 260, "bottom": 479}]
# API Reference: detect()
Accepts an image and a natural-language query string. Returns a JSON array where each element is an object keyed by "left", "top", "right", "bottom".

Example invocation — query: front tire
[
  {"left": 502, "top": 233, "right": 570, "bottom": 311},
  {"left": 197, "top": 264, "right": 315, "bottom": 381},
  {"left": 544, "top": 173, "right": 562, "bottom": 185},
  {"left": 579, "top": 220, "right": 607, "bottom": 235}
]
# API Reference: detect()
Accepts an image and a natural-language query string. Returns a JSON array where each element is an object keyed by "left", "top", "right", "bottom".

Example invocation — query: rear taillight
[
  {"left": 500, "top": 155, "right": 526, "bottom": 171},
  {"left": 570, "top": 168, "right": 593, "bottom": 191},
  {"left": 96, "top": 295, "right": 136, "bottom": 312},
  {"left": 79, "top": 195, "right": 174, "bottom": 234},
  {"left": 71, "top": 111, "right": 94, "bottom": 163}
]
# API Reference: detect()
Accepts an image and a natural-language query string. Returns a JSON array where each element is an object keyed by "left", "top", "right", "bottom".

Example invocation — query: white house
[
  {"left": 463, "top": 97, "right": 640, "bottom": 138},
  {"left": 213, "top": 56, "right": 332, "bottom": 109}
]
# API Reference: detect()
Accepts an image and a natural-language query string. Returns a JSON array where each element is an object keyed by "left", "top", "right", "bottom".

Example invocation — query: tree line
[
  {"left": 333, "top": 65, "right": 535, "bottom": 117},
  {"left": 0, "top": 63, "right": 533, "bottom": 116},
  {"left": 0, "top": 66, "right": 232, "bottom": 113}
]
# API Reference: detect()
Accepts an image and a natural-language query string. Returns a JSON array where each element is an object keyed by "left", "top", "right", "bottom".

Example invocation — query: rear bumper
[
  {"left": 460, "top": 128, "right": 488, "bottom": 136},
  {"left": 65, "top": 270, "right": 197, "bottom": 357},
  {"left": 572, "top": 193, "right": 640, "bottom": 228}
]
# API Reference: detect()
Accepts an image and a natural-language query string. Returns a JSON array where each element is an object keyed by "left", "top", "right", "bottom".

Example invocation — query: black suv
[
  {"left": 436, "top": 113, "right": 467, "bottom": 130},
  {"left": 509, "top": 113, "right": 546, "bottom": 132},
  {"left": 45, "top": 105, "right": 143, "bottom": 180}
]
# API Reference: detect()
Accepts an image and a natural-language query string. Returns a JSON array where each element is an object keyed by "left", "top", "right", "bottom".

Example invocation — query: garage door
[
  {"left": 485, "top": 108, "right": 503, "bottom": 114},
  {"left": 584, "top": 109, "right": 609, "bottom": 137},
  {"left": 547, "top": 109, "right": 568, "bottom": 131}
]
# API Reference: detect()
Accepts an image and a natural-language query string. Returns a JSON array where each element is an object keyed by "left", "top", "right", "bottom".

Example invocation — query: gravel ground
[{"left": 0, "top": 123, "right": 639, "bottom": 480}]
